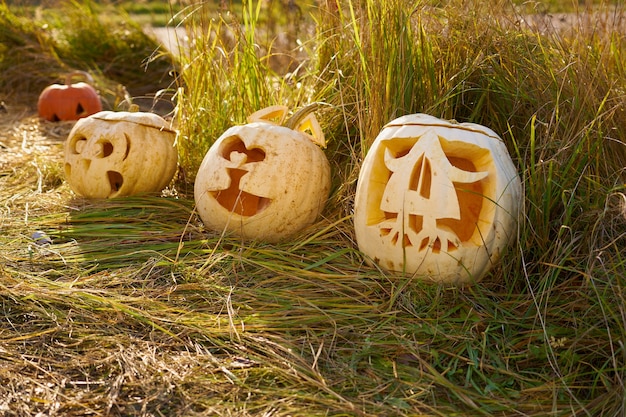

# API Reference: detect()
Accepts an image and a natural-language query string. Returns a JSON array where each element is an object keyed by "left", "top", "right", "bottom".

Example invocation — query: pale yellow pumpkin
[
  {"left": 354, "top": 113, "right": 522, "bottom": 284},
  {"left": 194, "top": 105, "right": 330, "bottom": 243},
  {"left": 64, "top": 111, "right": 178, "bottom": 198}
]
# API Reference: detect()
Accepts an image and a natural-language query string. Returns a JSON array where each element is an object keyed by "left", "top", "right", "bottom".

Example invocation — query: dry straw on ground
[{"left": 2, "top": 1, "right": 626, "bottom": 416}]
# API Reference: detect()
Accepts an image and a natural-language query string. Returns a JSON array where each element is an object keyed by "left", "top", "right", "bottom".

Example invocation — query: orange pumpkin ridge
[{"left": 38, "top": 71, "right": 102, "bottom": 122}]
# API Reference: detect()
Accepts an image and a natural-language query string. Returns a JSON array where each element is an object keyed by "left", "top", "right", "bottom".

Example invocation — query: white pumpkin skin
[
  {"left": 64, "top": 111, "right": 178, "bottom": 199},
  {"left": 354, "top": 113, "right": 522, "bottom": 284},
  {"left": 194, "top": 122, "right": 331, "bottom": 243}
]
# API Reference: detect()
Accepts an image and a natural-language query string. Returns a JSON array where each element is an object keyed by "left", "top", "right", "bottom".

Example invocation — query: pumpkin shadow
[{"left": 55, "top": 195, "right": 204, "bottom": 271}]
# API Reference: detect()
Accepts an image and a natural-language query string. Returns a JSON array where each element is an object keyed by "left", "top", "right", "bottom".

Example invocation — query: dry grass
[{"left": 1, "top": 0, "right": 626, "bottom": 416}]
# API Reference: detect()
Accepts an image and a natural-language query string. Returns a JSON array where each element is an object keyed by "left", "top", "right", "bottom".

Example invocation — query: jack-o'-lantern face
[
  {"left": 66, "top": 128, "right": 129, "bottom": 197},
  {"left": 208, "top": 134, "right": 271, "bottom": 217},
  {"left": 38, "top": 71, "right": 102, "bottom": 122},
  {"left": 194, "top": 106, "right": 331, "bottom": 243},
  {"left": 354, "top": 114, "right": 522, "bottom": 284},
  {"left": 64, "top": 111, "right": 178, "bottom": 199}
]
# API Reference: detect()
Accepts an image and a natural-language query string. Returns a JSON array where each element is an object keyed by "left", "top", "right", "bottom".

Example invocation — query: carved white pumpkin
[
  {"left": 194, "top": 105, "right": 331, "bottom": 243},
  {"left": 64, "top": 111, "right": 178, "bottom": 198},
  {"left": 354, "top": 113, "right": 522, "bottom": 284}
]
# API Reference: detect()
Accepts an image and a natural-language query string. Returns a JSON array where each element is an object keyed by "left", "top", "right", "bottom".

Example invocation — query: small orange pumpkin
[{"left": 37, "top": 71, "right": 102, "bottom": 122}]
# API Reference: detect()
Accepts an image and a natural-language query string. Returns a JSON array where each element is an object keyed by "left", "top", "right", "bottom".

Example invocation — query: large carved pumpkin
[
  {"left": 64, "top": 111, "right": 178, "bottom": 198},
  {"left": 194, "top": 105, "right": 331, "bottom": 243},
  {"left": 354, "top": 113, "right": 522, "bottom": 284}
]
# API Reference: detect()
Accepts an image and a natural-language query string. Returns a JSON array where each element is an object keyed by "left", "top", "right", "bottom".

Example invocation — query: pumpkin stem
[
  {"left": 284, "top": 102, "right": 321, "bottom": 129},
  {"left": 284, "top": 102, "right": 327, "bottom": 148},
  {"left": 65, "top": 71, "right": 95, "bottom": 86}
]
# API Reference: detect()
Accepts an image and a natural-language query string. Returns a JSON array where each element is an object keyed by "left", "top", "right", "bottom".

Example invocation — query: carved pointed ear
[
  {"left": 247, "top": 105, "right": 289, "bottom": 124},
  {"left": 294, "top": 112, "right": 326, "bottom": 148},
  {"left": 447, "top": 165, "right": 489, "bottom": 184},
  {"left": 384, "top": 147, "right": 401, "bottom": 171}
]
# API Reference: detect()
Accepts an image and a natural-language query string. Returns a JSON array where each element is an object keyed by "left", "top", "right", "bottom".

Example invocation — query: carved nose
[{"left": 91, "top": 140, "right": 114, "bottom": 158}]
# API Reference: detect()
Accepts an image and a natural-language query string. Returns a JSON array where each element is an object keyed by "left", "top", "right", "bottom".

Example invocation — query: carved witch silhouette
[{"left": 377, "top": 130, "right": 489, "bottom": 253}]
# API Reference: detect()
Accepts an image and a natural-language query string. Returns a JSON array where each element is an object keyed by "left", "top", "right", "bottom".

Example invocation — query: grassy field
[{"left": 1, "top": 0, "right": 626, "bottom": 416}]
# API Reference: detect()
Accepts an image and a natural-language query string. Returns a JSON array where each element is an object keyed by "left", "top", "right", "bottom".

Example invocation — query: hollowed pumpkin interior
[
  {"left": 368, "top": 135, "right": 493, "bottom": 253},
  {"left": 212, "top": 136, "right": 271, "bottom": 217},
  {"left": 437, "top": 156, "right": 485, "bottom": 244}
]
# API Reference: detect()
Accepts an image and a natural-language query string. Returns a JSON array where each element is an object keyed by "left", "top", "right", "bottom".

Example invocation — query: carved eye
[
  {"left": 69, "top": 135, "right": 88, "bottom": 155},
  {"left": 354, "top": 114, "right": 522, "bottom": 285}
]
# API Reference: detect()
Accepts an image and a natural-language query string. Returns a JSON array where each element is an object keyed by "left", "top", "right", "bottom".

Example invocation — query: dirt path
[
  {"left": 145, "top": 26, "right": 188, "bottom": 56},
  {"left": 144, "top": 5, "right": 626, "bottom": 58},
  {"left": 520, "top": 8, "right": 626, "bottom": 35}
]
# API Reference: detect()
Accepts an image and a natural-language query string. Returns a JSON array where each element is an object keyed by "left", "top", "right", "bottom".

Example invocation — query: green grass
[{"left": 1, "top": 0, "right": 626, "bottom": 416}]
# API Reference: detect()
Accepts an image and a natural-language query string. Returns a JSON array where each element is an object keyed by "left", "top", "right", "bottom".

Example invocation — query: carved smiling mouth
[
  {"left": 212, "top": 168, "right": 271, "bottom": 217},
  {"left": 212, "top": 136, "right": 271, "bottom": 217}
]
